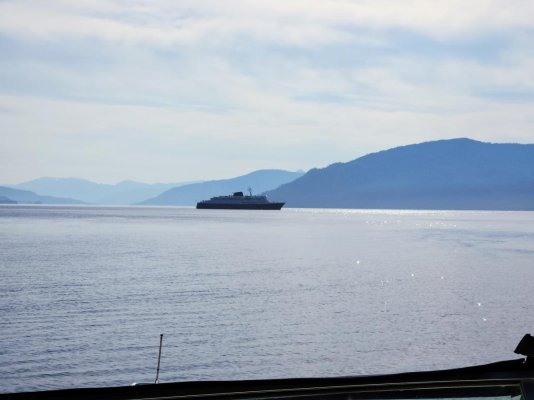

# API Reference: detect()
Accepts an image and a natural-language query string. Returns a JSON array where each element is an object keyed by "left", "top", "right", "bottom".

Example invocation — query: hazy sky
[{"left": 1, "top": 0, "right": 534, "bottom": 184}]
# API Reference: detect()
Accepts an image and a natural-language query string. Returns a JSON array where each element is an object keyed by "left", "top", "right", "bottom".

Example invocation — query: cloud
[
  {"left": 1, "top": 1, "right": 533, "bottom": 183},
  {"left": 2, "top": 1, "right": 534, "bottom": 45}
]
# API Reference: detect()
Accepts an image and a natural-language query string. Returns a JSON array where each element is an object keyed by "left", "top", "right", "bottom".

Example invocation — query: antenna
[{"left": 155, "top": 334, "right": 163, "bottom": 384}]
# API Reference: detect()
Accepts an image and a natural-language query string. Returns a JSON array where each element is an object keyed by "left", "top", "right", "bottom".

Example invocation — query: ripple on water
[{"left": 1, "top": 206, "right": 533, "bottom": 393}]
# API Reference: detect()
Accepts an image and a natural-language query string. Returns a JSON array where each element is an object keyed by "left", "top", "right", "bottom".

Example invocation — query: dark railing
[{"left": 2, "top": 335, "right": 534, "bottom": 400}]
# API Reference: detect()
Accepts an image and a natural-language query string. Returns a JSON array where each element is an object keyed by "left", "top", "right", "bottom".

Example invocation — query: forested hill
[{"left": 266, "top": 138, "right": 534, "bottom": 210}]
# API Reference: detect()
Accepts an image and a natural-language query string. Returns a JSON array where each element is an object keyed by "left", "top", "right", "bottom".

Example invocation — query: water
[{"left": 1, "top": 206, "right": 533, "bottom": 393}]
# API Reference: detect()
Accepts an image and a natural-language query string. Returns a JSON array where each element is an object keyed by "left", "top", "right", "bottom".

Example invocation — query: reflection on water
[{"left": 0, "top": 206, "right": 533, "bottom": 393}]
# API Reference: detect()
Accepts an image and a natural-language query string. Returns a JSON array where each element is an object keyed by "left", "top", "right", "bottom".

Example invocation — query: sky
[{"left": 1, "top": 0, "right": 534, "bottom": 184}]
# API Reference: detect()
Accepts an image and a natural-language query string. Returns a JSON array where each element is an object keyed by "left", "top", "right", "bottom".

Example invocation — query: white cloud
[
  {"left": 1, "top": 1, "right": 533, "bottom": 183},
  {"left": 2, "top": 0, "right": 534, "bottom": 45},
  {"left": 2, "top": 77, "right": 532, "bottom": 183}
]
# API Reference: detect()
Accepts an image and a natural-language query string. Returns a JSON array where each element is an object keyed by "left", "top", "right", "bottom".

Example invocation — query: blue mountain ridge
[
  {"left": 140, "top": 169, "right": 305, "bottom": 205},
  {"left": 12, "top": 178, "right": 187, "bottom": 205},
  {"left": 266, "top": 138, "right": 534, "bottom": 210},
  {"left": 0, "top": 186, "right": 85, "bottom": 205},
  {"left": 0, "top": 195, "right": 17, "bottom": 204}
]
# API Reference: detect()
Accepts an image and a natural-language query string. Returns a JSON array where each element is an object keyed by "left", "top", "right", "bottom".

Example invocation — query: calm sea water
[{"left": 1, "top": 205, "right": 533, "bottom": 393}]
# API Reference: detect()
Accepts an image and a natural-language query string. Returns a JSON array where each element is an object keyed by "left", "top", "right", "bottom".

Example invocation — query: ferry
[{"left": 196, "top": 189, "right": 284, "bottom": 210}]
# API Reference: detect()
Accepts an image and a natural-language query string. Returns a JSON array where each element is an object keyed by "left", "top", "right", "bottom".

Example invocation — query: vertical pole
[{"left": 155, "top": 334, "right": 163, "bottom": 384}]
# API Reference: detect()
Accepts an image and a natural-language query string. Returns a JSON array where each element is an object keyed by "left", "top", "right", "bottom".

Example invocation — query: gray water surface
[{"left": 1, "top": 206, "right": 533, "bottom": 393}]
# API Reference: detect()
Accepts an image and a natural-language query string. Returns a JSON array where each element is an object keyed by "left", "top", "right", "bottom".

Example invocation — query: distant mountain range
[
  {"left": 11, "top": 178, "right": 191, "bottom": 205},
  {"left": 266, "top": 138, "right": 534, "bottom": 210},
  {"left": 4, "top": 139, "right": 533, "bottom": 210},
  {"left": 2, "top": 170, "right": 304, "bottom": 205},
  {"left": 140, "top": 169, "right": 305, "bottom": 205},
  {"left": 0, "top": 186, "right": 85, "bottom": 205}
]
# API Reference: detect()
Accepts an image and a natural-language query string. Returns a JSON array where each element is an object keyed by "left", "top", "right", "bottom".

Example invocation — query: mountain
[
  {"left": 140, "top": 169, "right": 305, "bottom": 205},
  {"left": 266, "top": 138, "right": 534, "bottom": 210},
  {"left": 0, "top": 186, "right": 84, "bottom": 205},
  {"left": 0, "top": 195, "right": 17, "bottom": 204},
  {"left": 12, "top": 178, "right": 189, "bottom": 205}
]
